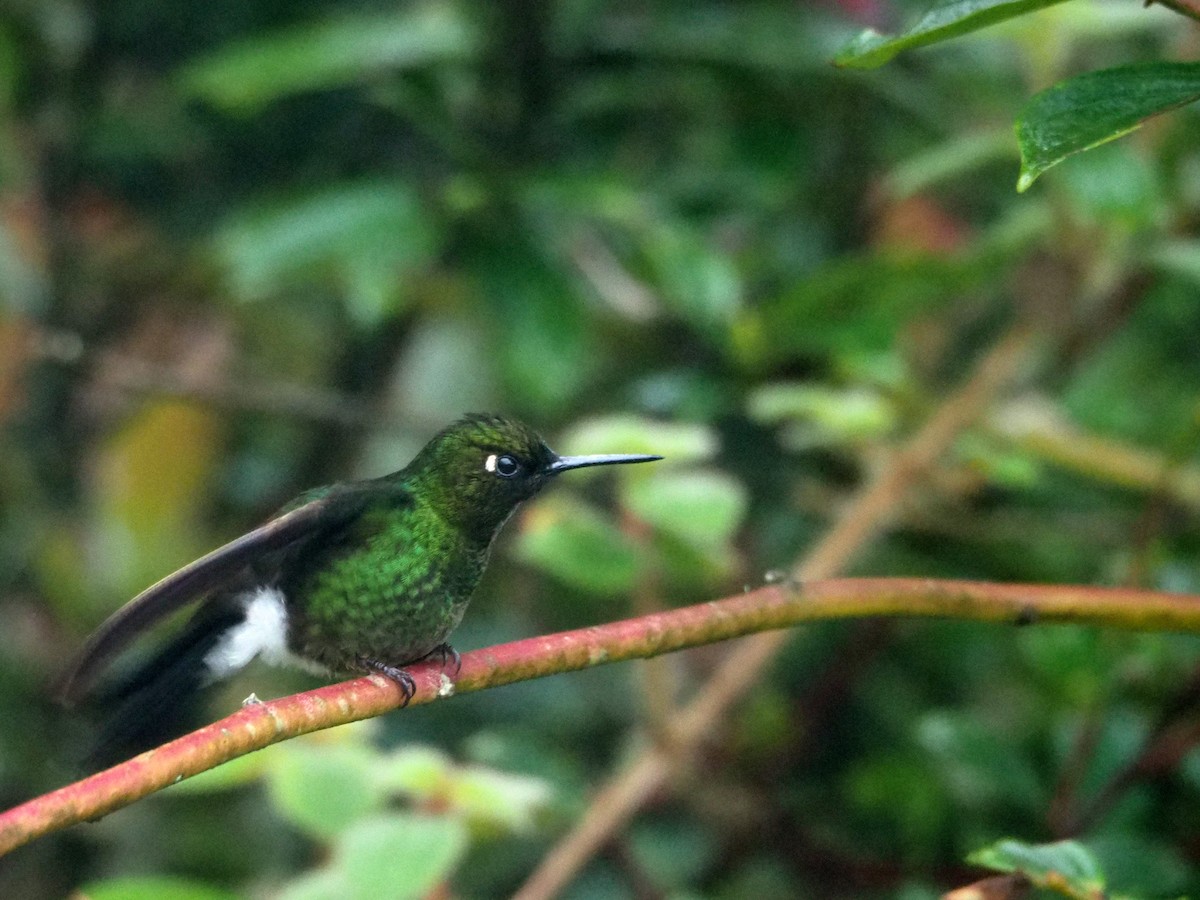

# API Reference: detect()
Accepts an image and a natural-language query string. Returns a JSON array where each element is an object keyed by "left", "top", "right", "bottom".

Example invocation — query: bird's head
[{"left": 408, "top": 414, "right": 660, "bottom": 541}]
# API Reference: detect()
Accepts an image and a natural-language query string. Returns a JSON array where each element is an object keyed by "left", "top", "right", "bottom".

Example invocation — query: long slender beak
[{"left": 547, "top": 453, "right": 662, "bottom": 475}]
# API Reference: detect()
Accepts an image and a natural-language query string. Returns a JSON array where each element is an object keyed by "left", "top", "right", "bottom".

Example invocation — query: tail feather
[{"left": 82, "top": 600, "right": 246, "bottom": 772}]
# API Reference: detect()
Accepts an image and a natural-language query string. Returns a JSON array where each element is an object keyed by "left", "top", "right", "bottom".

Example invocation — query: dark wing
[{"left": 58, "top": 482, "right": 394, "bottom": 706}]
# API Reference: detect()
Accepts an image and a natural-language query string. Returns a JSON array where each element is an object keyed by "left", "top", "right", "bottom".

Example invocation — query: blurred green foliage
[
  {"left": 1, "top": 0, "right": 1199, "bottom": 897},
  {"left": 967, "top": 838, "right": 1108, "bottom": 898}
]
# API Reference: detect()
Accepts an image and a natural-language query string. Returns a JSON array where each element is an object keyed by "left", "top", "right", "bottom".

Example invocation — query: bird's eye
[{"left": 486, "top": 453, "right": 522, "bottom": 478}]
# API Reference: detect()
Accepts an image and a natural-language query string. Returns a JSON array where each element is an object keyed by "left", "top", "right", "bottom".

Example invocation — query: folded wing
[{"left": 58, "top": 483, "right": 388, "bottom": 705}]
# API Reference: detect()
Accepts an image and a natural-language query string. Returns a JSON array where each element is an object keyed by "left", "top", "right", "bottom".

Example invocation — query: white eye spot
[{"left": 486, "top": 454, "right": 522, "bottom": 478}]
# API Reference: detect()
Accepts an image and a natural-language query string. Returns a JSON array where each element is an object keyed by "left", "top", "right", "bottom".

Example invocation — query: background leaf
[
  {"left": 338, "top": 814, "right": 468, "bottom": 900},
  {"left": 968, "top": 839, "right": 1106, "bottom": 892},
  {"left": 1016, "top": 62, "right": 1200, "bottom": 190},
  {"left": 622, "top": 469, "right": 748, "bottom": 549},
  {"left": 214, "top": 181, "right": 440, "bottom": 324},
  {"left": 5, "top": 0, "right": 1200, "bottom": 897},
  {"left": 180, "top": 6, "right": 478, "bottom": 112},
  {"left": 835, "top": 0, "right": 1070, "bottom": 69},
  {"left": 266, "top": 743, "right": 382, "bottom": 839},
  {"left": 515, "top": 495, "right": 641, "bottom": 596},
  {"left": 82, "top": 878, "right": 240, "bottom": 900}
]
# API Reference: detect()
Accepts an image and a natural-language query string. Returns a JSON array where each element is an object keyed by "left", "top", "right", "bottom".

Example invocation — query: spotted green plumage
[
  {"left": 278, "top": 415, "right": 556, "bottom": 671},
  {"left": 62, "top": 414, "right": 659, "bottom": 765},
  {"left": 283, "top": 495, "right": 487, "bottom": 670}
]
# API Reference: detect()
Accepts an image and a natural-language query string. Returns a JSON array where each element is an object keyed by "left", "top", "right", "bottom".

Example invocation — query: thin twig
[{"left": 988, "top": 399, "right": 1200, "bottom": 512}]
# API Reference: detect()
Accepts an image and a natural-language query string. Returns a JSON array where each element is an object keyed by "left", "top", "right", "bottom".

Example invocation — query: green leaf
[
  {"left": 279, "top": 814, "right": 467, "bottom": 900},
  {"left": 214, "top": 180, "right": 439, "bottom": 324},
  {"left": 339, "top": 813, "right": 467, "bottom": 900},
  {"left": 835, "top": 0, "right": 1070, "bottom": 69},
  {"left": 623, "top": 470, "right": 747, "bottom": 549},
  {"left": 179, "top": 6, "right": 478, "bottom": 112},
  {"left": 468, "top": 238, "right": 597, "bottom": 416},
  {"left": 1016, "top": 62, "right": 1200, "bottom": 191},
  {"left": 747, "top": 383, "right": 896, "bottom": 447},
  {"left": 515, "top": 495, "right": 640, "bottom": 595},
  {"left": 642, "top": 225, "right": 742, "bottom": 333},
  {"left": 376, "top": 746, "right": 558, "bottom": 833},
  {"left": 279, "top": 870, "right": 350, "bottom": 900},
  {"left": 443, "top": 765, "right": 553, "bottom": 835},
  {"left": 267, "top": 743, "right": 382, "bottom": 840},
  {"left": 968, "top": 839, "right": 1106, "bottom": 893},
  {"left": 83, "top": 877, "right": 240, "bottom": 900}
]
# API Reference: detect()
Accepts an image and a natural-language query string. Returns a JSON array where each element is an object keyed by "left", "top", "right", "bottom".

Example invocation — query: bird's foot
[
  {"left": 357, "top": 657, "right": 416, "bottom": 707},
  {"left": 425, "top": 642, "right": 462, "bottom": 676}
]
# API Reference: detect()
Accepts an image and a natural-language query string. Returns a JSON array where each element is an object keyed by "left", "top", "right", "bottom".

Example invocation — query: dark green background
[{"left": 1, "top": 0, "right": 1198, "bottom": 896}]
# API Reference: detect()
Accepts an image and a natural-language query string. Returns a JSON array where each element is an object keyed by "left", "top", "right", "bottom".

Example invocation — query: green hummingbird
[{"left": 60, "top": 414, "right": 660, "bottom": 766}]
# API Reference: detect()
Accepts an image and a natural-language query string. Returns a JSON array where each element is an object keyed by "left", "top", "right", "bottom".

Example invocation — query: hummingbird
[{"left": 60, "top": 414, "right": 660, "bottom": 767}]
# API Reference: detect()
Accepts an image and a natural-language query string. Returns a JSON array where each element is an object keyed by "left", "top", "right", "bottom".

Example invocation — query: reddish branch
[
  {"left": 4, "top": 576, "right": 1200, "bottom": 857},
  {"left": 514, "top": 325, "right": 1041, "bottom": 899}
]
